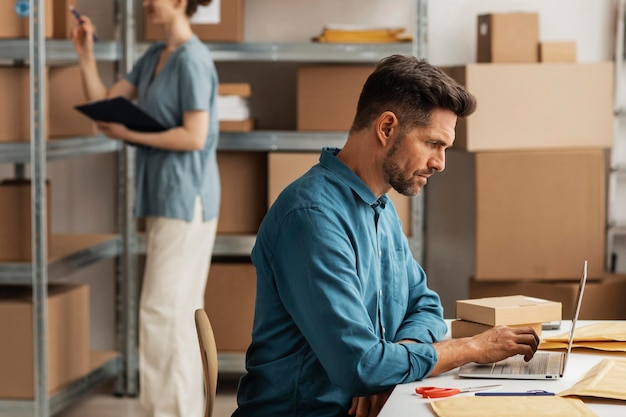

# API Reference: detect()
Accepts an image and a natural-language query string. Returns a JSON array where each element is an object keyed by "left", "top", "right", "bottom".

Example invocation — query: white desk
[{"left": 378, "top": 320, "right": 626, "bottom": 417}]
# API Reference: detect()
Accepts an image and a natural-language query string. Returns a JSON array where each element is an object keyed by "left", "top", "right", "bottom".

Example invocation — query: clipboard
[{"left": 75, "top": 97, "right": 167, "bottom": 132}]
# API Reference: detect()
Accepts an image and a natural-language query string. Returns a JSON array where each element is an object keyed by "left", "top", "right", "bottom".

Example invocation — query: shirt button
[
  {"left": 382, "top": 327, "right": 386, "bottom": 334},
  {"left": 379, "top": 289, "right": 383, "bottom": 296},
  {"left": 378, "top": 250, "right": 382, "bottom": 257}
]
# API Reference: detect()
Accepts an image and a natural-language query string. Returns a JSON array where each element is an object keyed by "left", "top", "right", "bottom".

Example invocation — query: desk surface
[{"left": 378, "top": 320, "right": 625, "bottom": 417}]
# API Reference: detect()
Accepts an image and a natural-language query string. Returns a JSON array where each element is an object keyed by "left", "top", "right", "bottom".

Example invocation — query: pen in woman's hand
[{"left": 69, "top": 5, "right": 98, "bottom": 42}]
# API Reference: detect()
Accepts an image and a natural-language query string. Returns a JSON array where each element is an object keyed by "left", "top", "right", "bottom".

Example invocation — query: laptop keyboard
[
  {"left": 468, "top": 352, "right": 561, "bottom": 376},
  {"left": 496, "top": 353, "right": 549, "bottom": 374}
]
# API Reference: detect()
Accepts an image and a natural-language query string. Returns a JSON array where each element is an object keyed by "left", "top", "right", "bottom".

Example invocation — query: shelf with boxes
[
  {"left": 607, "top": 0, "right": 626, "bottom": 272},
  {"left": 426, "top": 10, "right": 626, "bottom": 318},
  {"left": 0, "top": 1, "right": 131, "bottom": 416}
]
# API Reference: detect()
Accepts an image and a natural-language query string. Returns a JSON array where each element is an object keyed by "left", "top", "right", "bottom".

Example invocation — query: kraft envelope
[
  {"left": 559, "top": 358, "right": 626, "bottom": 401},
  {"left": 430, "top": 396, "right": 599, "bottom": 417}
]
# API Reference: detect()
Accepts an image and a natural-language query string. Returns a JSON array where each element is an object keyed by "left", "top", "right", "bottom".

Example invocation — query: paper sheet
[
  {"left": 558, "top": 359, "right": 626, "bottom": 401},
  {"left": 429, "top": 396, "right": 599, "bottom": 417}
]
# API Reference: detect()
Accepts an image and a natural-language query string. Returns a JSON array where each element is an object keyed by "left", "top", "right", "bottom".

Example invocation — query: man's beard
[{"left": 382, "top": 136, "right": 432, "bottom": 197}]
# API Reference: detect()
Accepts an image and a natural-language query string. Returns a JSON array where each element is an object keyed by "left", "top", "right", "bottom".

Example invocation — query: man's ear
[{"left": 376, "top": 111, "right": 398, "bottom": 144}]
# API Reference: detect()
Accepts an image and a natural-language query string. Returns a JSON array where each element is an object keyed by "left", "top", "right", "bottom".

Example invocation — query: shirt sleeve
[
  {"left": 177, "top": 50, "right": 214, "bottom": 113},
  {"left": 270, "top": 205, "right": 441, "bottom": 395}
]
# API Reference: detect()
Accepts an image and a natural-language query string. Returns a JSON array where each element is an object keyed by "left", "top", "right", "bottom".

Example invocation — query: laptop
[{"left": 457, "top": 260, "right": 588, "bottom": 380}]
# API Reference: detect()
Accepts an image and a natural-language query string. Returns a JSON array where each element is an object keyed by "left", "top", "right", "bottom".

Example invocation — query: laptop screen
[{"left": 562, "top": 260, "right": 588, "bottom": 372}]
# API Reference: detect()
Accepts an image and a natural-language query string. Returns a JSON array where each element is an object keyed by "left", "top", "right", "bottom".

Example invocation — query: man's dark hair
[
  {"left": 186, "top": 0, "right": 213, "bottom": 17},
  {"left": 350, "top": 54, "right": 476, "bottom": 133}
]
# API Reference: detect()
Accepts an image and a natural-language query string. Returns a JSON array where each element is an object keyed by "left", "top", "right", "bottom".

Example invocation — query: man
[{"left": 232, "top": 55, "right": 539, "bottom": 417}]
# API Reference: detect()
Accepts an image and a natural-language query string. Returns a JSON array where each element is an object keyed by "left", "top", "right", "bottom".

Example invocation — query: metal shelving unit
[
  {"left": 608, "top": 0, "right": 626, "bottom": 272},
  {"left": 0, "top": 2, "right": 131, "bottom": 417}
]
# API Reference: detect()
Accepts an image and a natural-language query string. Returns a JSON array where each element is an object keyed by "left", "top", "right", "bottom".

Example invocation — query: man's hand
[
  {"left": 348, "top": 390, "right": 392, "bottom": 417},
  {"left": 429, "top": 325, "right": 539, "bottom": 377},
  {"left": 469, "top": 325, "right": 540, "bottom": 363}
]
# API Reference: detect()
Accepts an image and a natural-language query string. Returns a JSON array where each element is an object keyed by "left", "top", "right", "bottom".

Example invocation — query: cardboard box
[
  {"left": 0, "top": 284, "right": 90, "bottom": 399},
  {"left": 219, "top": 83, "right": 251, "bottom": 97},
  {"left": 48, "top": 65, "right": 97, "bottom": 138},
  {"left": 442, "top": 63, "right": 614, "bottom": 151},
  {"left": 456, "top": 295, "right": 562, "bottom": 326},
  {"left": 477, "top": 13, "right": 539, "bottom": 63},
  {"left": 0, "top": 66, "right": 46, "bottom": 142},
  {"left": 204, "top": 262, "right": 256, "bottom": 352},
  {"left": 297, "top": 65, "right": 374, "bottom": 131},
  {"left": 267, "top": 152, "right": 412, "bottom": 236},
  {"left": 0, "top": 179, "right": 51, "bottom": 262},
  {"left": 0, "top": 0, "right": 53, "bottom": 38},
  {"left": 475, "top": 149, "right": 605, "bottom": 280},
  {"left": 539, "top": 41, "right": 577, "bottom": 63},
  {"left": 144, "top": 0, "right": 243, "bottom": 42},
  {"left": 451, "top": 319, "right": 542, "bottom": 339},
  {"left": 219, "top": 119, "right": 254, "bottom": 132},
  {"left": 469, "top": 274, "right": 626, "bottom": 320},
  {"left": 0, "top": 65, "right": 94, "bottom": 142},
  {"left": 217, "top": 151, "right": 267, "bottom": 234}
]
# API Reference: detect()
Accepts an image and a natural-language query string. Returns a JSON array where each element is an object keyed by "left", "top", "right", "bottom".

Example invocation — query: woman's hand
[
  {"left": 70, "top": 15, "right": 96, "bottom": 58},
  {"left": 96, "top": 121, "right": 130, "bottom": 142}
]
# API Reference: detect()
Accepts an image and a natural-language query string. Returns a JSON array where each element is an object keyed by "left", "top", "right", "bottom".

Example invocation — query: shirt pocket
[{"left": 389, "top": 246, "right": 409, "bottom": 305}]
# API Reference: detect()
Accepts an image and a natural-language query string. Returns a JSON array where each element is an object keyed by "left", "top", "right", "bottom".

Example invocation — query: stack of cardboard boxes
[
  {"left": 451, "top": 295, "right": 561, "bottom": 338},
  {"left": 441, "top": 12, "right": 626, "bottom": 320}
]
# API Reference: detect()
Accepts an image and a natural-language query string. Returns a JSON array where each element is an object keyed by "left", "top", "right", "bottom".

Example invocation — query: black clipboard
[{"left": 75, "top": 97, "right": 167, "bottom": 132}]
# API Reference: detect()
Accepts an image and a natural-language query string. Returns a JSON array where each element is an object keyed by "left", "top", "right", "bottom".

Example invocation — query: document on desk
[
  {"left": 558, "top": 358, "right": 626, "bottom": 401},
  {"left": 539, "top": 322, "right": 626, "bottom": 352},
  {"left": 429, "top": 396, "right": 599, "bottom": 417}
]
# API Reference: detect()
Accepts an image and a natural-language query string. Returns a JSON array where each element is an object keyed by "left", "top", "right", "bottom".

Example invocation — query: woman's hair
[
  {"left": 186, "top": 0, "right": 213, "bottom": 18},
  {"left": 350, "top": 54, "right": 477, "bottom": 134}
]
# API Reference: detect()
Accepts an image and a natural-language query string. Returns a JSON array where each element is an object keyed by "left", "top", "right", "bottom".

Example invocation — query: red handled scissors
[{"left": 415, "top": 384, "right": 501, "bottom": 398}]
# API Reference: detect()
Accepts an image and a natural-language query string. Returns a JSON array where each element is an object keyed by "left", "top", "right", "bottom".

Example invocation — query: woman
[{"left": 71, "top": 1, "right": 219, "bottom": 416}]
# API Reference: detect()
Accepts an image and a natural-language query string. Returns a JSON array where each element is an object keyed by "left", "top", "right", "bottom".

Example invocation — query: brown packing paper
[
  {"left": 558, "top": 359, "right": 626, "bottom": 401},
  {"left": 538, "top": 341, "right": 626, "bottom": 352},
  {"left": 538, "top": 322, "right": 626, "bottom": 352},
  {"left": 430, "top": 396, "right": 599, "bottom": 417},
  {"left": 544, "top": 322, "right": 626, "bottom": 342}
]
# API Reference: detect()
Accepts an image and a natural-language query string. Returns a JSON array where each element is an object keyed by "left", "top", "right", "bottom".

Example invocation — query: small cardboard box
[
  {"left": 441, "top": 63, "right": 614, "bottom": 151},
  {"left": 477, "top": 13, "right": 539, "bottom": 63},
  {"left": 0, "top": 64, "right": 95, "bottom": 142},
  {"left": 469, "top": 274, "right": 626, "bottom": 320},
  {"left": 219, "top": 83, "right": 251, "bottom": 97},
  {"left": 475, "top": 149, "right": 606, "bottom": 280},
  {"left": 456, "top": 295, "right": 562, "bottom": 327},
  {"left": 0, "top": 179, "right": 51, "bottom": 262},
  {"left": 204, "top": 262, "right": 256, "bottom": 352},
  {"left": 0, "top": 0, "right": 53, "bottom": 38},
  {"left": 297, "top": 65, "right": 374, "bottom": 131},
  {"left": 267, "top": 152, "right": 412, "bottom": 236},
  {"left": 451, "top": 319, "right": 542, "bottom": 339},
  {"left": 144, "top": 0, "right": 243, "bottom": 42},
  {"left": 49, "top": 65, "right": 97, "bottom": 138},
  {"left": 0, "top": 284, "right": 90, "bottom": 399},
  {"left": 217, "top": 151, "right": 267, "bottom": 234},
  {"left": 0, "top": 66, "right": 48, "bottom": 143},
  {"left": 0, "top": 0, "right": 74, "bottom": 39},
  {"left": 539, "top": 41, "right": 577, "bottom": 63}
]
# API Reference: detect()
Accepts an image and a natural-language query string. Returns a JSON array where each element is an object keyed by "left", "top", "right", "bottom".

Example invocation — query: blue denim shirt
[
  {"left": 233, "top": 148, "right": 447, "bottom": 417},
  {"left": 126, "top": 36, "right": 220, "bottom": 221}
]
